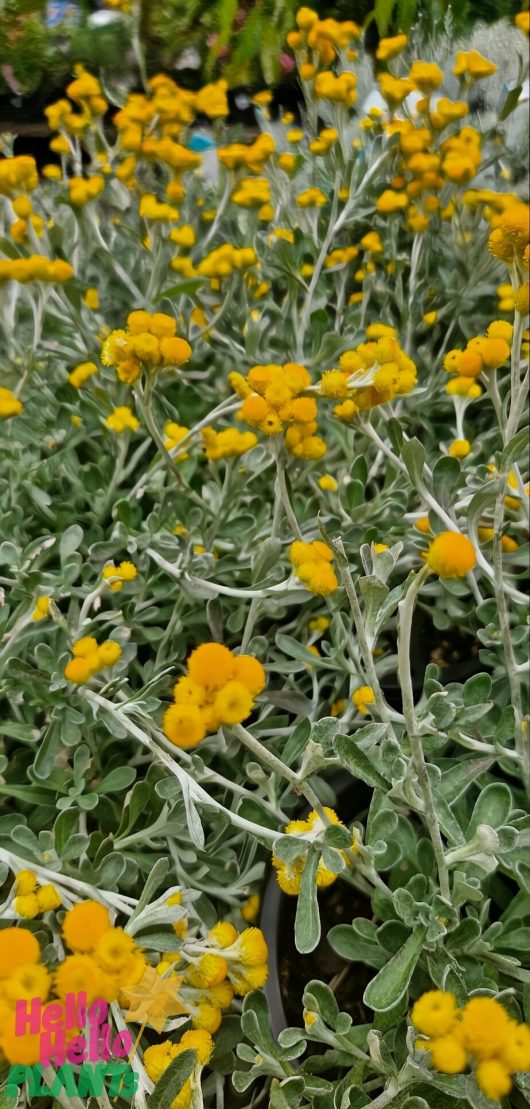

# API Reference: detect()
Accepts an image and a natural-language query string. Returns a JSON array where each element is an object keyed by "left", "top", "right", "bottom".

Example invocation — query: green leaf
[
  {"left": 432, "top": 456, "right": 461, "bottom": 510},
  {"left": 401, "top": 439, "right": 425, "bottom": 486},
  {"left": 462, "top": 673, "right": 492, "bottom": 705},
  {"left": 240, "top": 990, "right": 278, "bottom": 1055},
  {"left": 335, "top": 735, "right": 389, "bottom": 789},
  {"left": 329, "top": 922, "right": 387, "bottom": 969},
  {"left": 127, "top": 858, "right": 169, "bottom": 928},
  {"left": 155, "top": 278, "right": 207, "bottom": 302},
  {"left": 359, "top": 576, "right": 389, "bottom": 636},
  {"left": 59, "top": 524, "right": 83, "bottom": 562},
  {"left": 467, "top": 783, "right": 513, "bottom": 837},
  {"left": 363, "top": 926, "right": 427, "bottom": 1011},
  {"left": 499, "top": 85, "right": 523, "bottom": 121},
  {"left": 374, "top": 0, "right": 397, "bottom": 35},
  {"left": 295, "top": 847, "right": 321, "bottom": 954},
  {"left": 150, "top": 1050, "right": 196, "bottom": 1109},
  {"left": 93, "top": 766, "right": 136, "bottom": 793},
  {"left": 269, "top": 1077, "right": 305, "bottom": 1109},
  {"left": 499, "top": 427, "right": 529, "bottom": 469}
]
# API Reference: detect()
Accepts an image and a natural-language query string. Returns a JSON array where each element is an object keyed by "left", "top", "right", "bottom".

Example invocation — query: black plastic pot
[{"left": 260, "top": 776, "right": 373, "bottom": 1040}]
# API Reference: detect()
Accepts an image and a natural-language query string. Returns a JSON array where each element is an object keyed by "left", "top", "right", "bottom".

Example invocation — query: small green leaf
[
  {"left": 335, "top": 736, "right": 389, "bottom": 789},
  {"left": 499, "top": 427, "right": 529, "bottom": 469},
  {"left": 432, "top": 456, "right": 461, "bottom": 510},
  {"left": 500, "top": 85, "right": 523, "bottom": 121},
  {"left": 93, "top": 766, "right": 136, "bottom": 793},
  {"left": 295, "top": 847, "right": 321, "bottom": 954},
  {"left": 150, "top": 1050, "right": 196, "bottom": 1109},
  {"left": 59, "top": 523, "right": 84, "bottom": 562},
  {"left": 467, "top": 783, "right": 513, "bottom": 837},
  {"left": 401, "top": 438, "right": 425, "bottom": 486},
  {"left": 155, "top": 278, "right": 206, "bottom": 301},
  {"left": 363, "top": 926, "right": 427, "bottom": 1011}
]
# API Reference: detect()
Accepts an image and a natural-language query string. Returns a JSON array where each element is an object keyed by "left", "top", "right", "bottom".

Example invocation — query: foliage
[{"left": 0, "top": 6, "right": 529, "bottom": 1109}]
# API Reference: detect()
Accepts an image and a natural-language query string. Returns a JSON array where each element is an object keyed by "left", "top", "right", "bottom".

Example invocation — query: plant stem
[
  {"left": 397, "top": 564, "right": 451, "bottom": 901},
  {"left": 331, "top": 537, "right": 395, "bottom": 734},
  {"left": 231, "top": 723, "right": 327, "bottom": 818},
  {"left": 83, "top": 690, "right": 280, "bottom": 843},
  {"left": 275, "top": 451, "right": 303, "bottom": 539}
]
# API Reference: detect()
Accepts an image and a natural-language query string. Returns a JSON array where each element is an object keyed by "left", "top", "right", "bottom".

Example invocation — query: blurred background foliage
[{"left": 0, "top": 0, "right": 524, "bottom": 106}]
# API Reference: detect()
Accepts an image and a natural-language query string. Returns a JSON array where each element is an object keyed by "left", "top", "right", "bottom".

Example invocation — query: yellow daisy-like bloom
[
  {"left": 459, "top": 996, "right": 511, "bottom": 1059},
  {"left": 412, "top": 990, "right": 458, "bottom": 1038},
  {"left": 15, "top": 869, "right": 37, "bottom": 895},
  {"left": 32, "top": 595, "right": 51, "bottom": 621},
  {"left": 352, "top": 686, "right": 375, "bottom": 714},
  {"left": 94, "top": 927, "right": 137, "bottom": 973},
  {"left": 499, "top": 1021, "right": 530, "bottom": 1072},
  {"left": 4, "top": 962, "right": 51, "bottom": 1004},
  {"left": 36, "top": 884, "right": 61, "bottom": 912},
  {"left": 0, "top": 928, "right": 40, "bottom": 978},
  {"left": 448, "top": 439, "right": 471, "bottom": 459},
  {"left": 318, "top": 474, "right": 338, "bottom": 491},
  {"left": 475, "top": 1060, "right": 512, "bottom": 1100},
  {"left": 426, "top": 532, "right": 476, "bottom": 578},
  {"left": 187, "top": 642, "right": 235, "bottom": 690},
  {"left": 428, "top": 1034, "right": 468, "bottom": 1074},
  {"left": 0, "top": 387, "right": 23, "bottom": 419},
  {"left": 54, "top": 954, "right": 104, "bottom": 1003},
  {"left": 62, "top": 899, "right": 112, "bottom": 953},
  {"left": 163, "top": 703, "right": 208, "bottom": 749},
  {"left": 214, "top": 681, "right": 254, "bottom": 725}
]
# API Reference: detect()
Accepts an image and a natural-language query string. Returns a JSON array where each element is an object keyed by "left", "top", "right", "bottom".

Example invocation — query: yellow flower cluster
[
  {"left": 10, "top": 193, "right": 44, "bottom": 243},
  {"left": 196, "top": 245, "right": 258, "bottom": 280},
  {"left": 101, "top": 309, "right": 191, "bottom": 384},
  {"left": 13, "top": 869, "right": 61, "bottom": 919},
  {"left": 0, "top": 387, "right": 23, "bottom": 420},
  {"left": 320, "top": 327, "right": 417, "bottom": 419},
  {"left": 68, "top": 361, "right": 98, "bottom": 388},
  {"left": 287, "top": 8, "right": 360, "bottom": 67},
  {"left": 46, "top": 66, "right": 107, "bottom": 136},
  {"left": 68, "top": 174, "right": 105, "bottom": 206},
  {"left": 64, "top": 635, "right": 122, "bottom": 683},
  {"left": 309, "top": 127, "right": 339, "bottom": 156},
  {"left": 0, "top": 155, "right": 38, "bottom": 197},
  {"left": 201, "top": 427, "right": 258, "bottom": 461},
  {"left": 60, "top": 900, "right": 145, "bottom": 1004},
  {"left": 352, "top": 685, "right": 376, "bottom": 714},
  {"left": 159, "top": 915, "right": 269, "bottom": 1025},
  {"left": 325, "top": 245, "right": 358, "bottom": 269},
  {"left": 412, "top": 990, "right": 530, "bottom": 1101},
  {"left": 144, "top": 1031, "right": 213, "bottom": 1108},
  {"left": 139, "top": 194, "right": 181, "bottom": 222},
  {"left": 232, "top": 362, "right": 327, "bottom": 460},
  {"left": 453, "top": 49, "right": 497, "bottom": 81},
  {"left": 444, "top": 320, "right": 512, "bottom": 379},
  {"left": 105, "top": 405, "right": 140, "bottom": 433},
  {"left": 0, "top": 903, "right": 144, "bottom": 1063},
  {"left": 218, "top": 133, "right": 275, "bottom": 172},
  {"left": 296, "top": 187, "right": 328, "bottom": 208},
  {"left": 290, "top": 540, "right": 339, "bottom": 595},
  {"left": 164, "top": 422, "right": 190, "bottom": 458},
  {"left": 273, "top": 808, "right": 359, "bottom": 894},
  {"left": 313, "top": 71, "right": 357, "bottom": 108},
  {"left": 102, "top": 560, "right": 138, "bottom": 591},
  {"left": 32, "top": 596, "right": 51, "bottom": 621},
  {"left": 231, "top": 176, "right": 271, "bottom": 211},
  {"left": 163, "top": 643, "right": 266, "bottom": 749},
  {"left": 488, "top": 201, "right": 530, "bottom": 265},
  {"left": 0, "top": 256, "right": 73, "bottom": 284}
]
